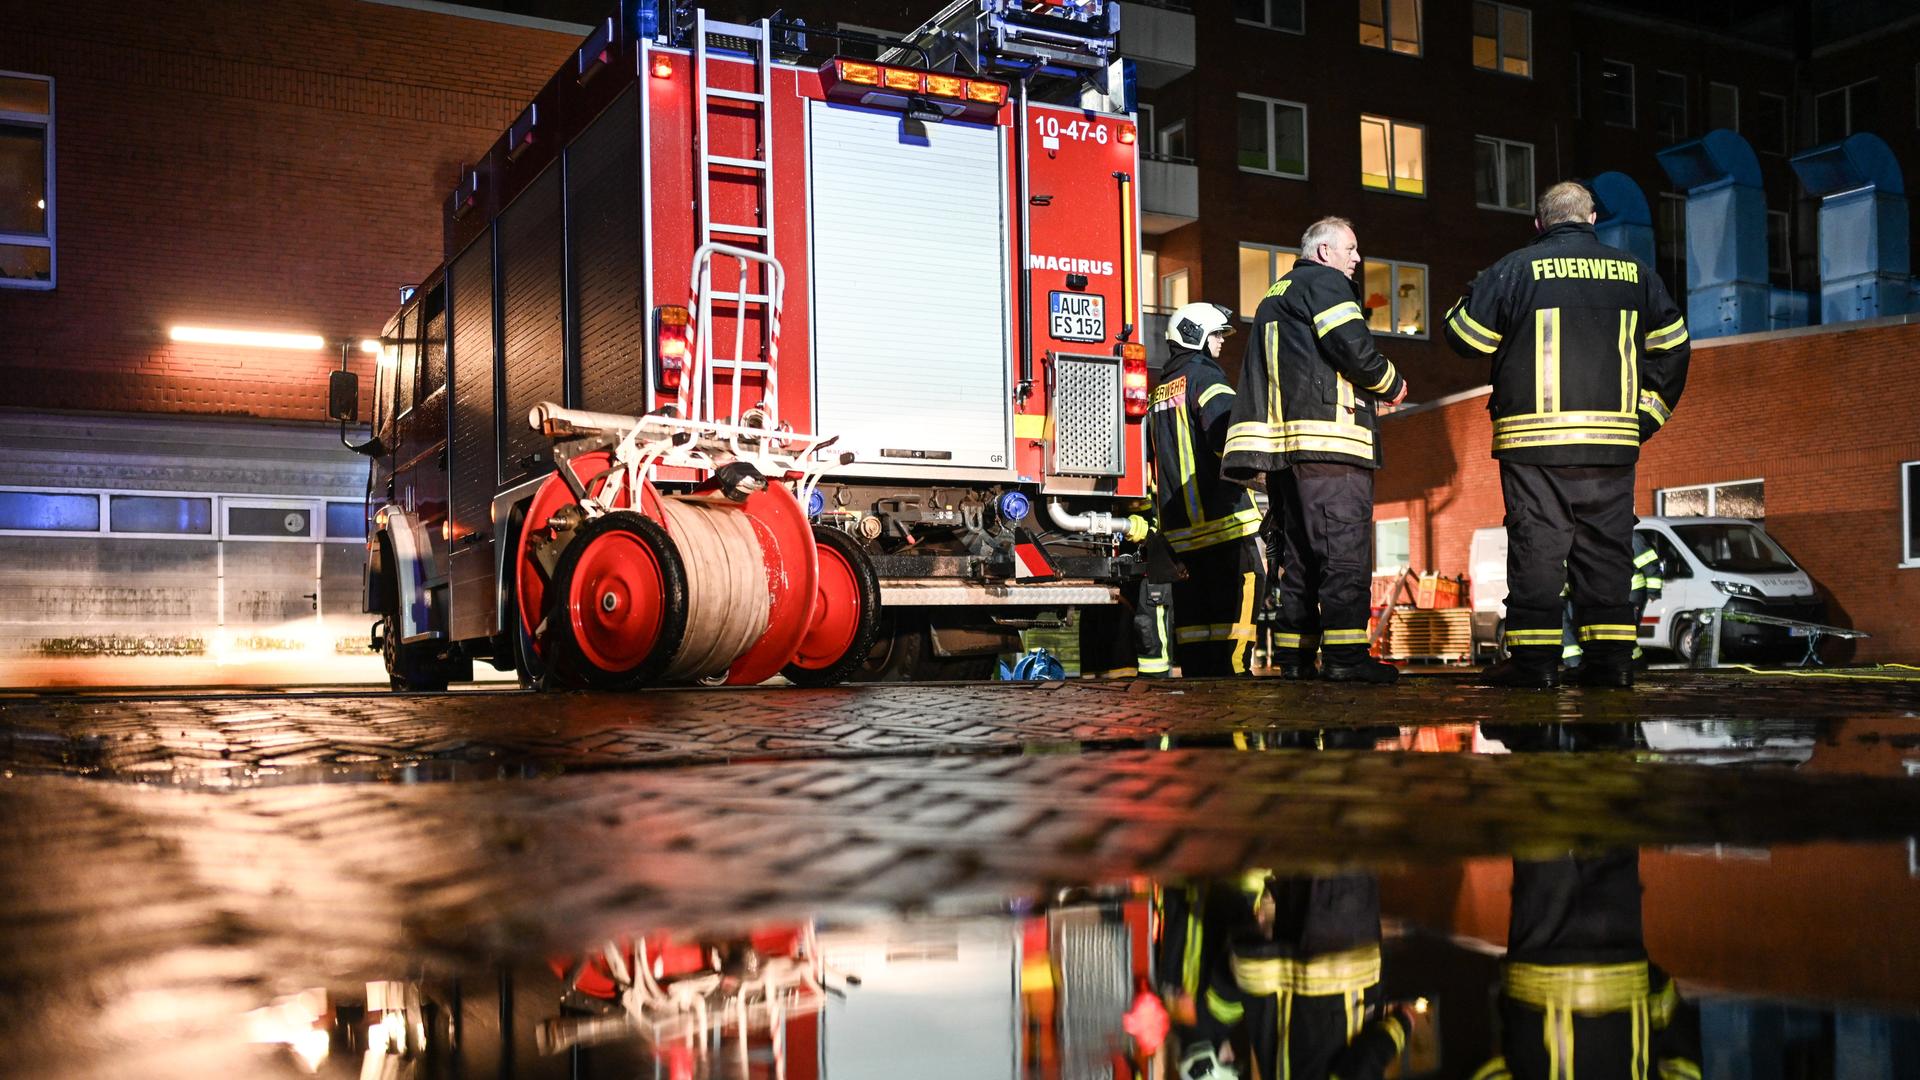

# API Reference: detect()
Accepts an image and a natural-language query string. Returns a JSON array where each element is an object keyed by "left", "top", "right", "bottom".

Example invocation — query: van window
[
  {"left": 1639, "top": 529, "right": 1690, "bottom": 579},
  {"left": 1671, "top": 523, "right": 1796, "bottom": 574}
]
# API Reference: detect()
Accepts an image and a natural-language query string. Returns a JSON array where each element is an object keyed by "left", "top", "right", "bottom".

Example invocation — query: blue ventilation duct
[
  {"left": 1589, "top": 171, "right": 1655, "bottom": 266},
  {"left": 1656, "top": 129, "right": 1771, "bottom": 338},
  {"left": 1790, "top": 132, "right": 1912, "bottom": 324}
]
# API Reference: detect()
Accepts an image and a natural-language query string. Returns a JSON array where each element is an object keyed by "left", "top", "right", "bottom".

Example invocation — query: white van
[{"left": 1468, "top": 516, "right": 1822, "bottom": 662}]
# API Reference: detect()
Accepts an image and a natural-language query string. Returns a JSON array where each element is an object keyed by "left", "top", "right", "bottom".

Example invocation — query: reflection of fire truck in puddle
[{"left": 335, "top": 0, "right": 1151, "bottom": 690}]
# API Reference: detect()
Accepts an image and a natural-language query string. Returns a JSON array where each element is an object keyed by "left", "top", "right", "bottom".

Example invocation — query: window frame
[
  {"left": 1359, "top": 113, "right": 1426, "bottom": 197},
  {"left": 1236, "top": 93, "right": 1309, "bottom": 180},
  {"left": 1236, "top": 242, "right": 1299, "bottom": 323},
  {"left": 1655, "top": 478, "right": 1765, "bottom": 519},
  {"left": 1816, "top": 78, "right": 1879, "bottom": 143},
  {"left": 1652, "top": 69, "right": 1689, "bottom": 141},
  {"left": 1474, "top": 135, "right": 1534, "bottom": 214},
  {"left": 1160, "top": 267, "right": 1191, "bottom": 312},
  {"left": 1472, "top": 1, "right": 1533, "bottom": 79},
  {"left": 1360, "top": 257, "right": 1430, "bottom": 339},
  {"left": 1157, "top": 118, "right": 1189, "bottom": 162},
  {"left": 1359, "top": 0, "right": 1423, "bottom": 57},
  {"left": 1600, "top": 58, "right": 1637, "bottom": 129},
  {"left": 1235, "top": 0, "right": 1305, "bottom": 34},
  {"left": 1902, "top": 461, "right": 1920, "bottom": 568},
  {"left": 1374, "top": 517, "right": 1412, "bottom": 574},
  {"left": 0, "top": 70, "right": 55, "bottom": 291},
  {"left": 1707, "top": 81, "right": 1740, "bottom": 133}
]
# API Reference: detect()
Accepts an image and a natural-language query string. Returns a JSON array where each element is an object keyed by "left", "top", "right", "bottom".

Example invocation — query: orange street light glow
[{"left": 169, "top": 326, "right": 326, "bottom": 350}]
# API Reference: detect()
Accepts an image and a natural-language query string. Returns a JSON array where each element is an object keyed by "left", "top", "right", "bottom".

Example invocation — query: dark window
[
  {"left": 1236, "top": 0, "right": 1303, "bottom": 33},
  {"left": 1640, "top": 530, "right": 1692, "bottom": 579},
  {"left": 421, "top": 282, "right": 448, "bottom": 395},
  {"left": 326, "top": 502, "right": 368, "bottom": 540},
  {"left": 1672, "top": 523, "right": 1796, "bottom": 574},
  {"left": 395, "top": 304, "right": 419, "bottom": 417},
  {"left": 1904, "top": 462, "right": 1920, "bottom": 565},
  {"left": 0, "top": 490, "right": 98, "bottom": 531},
  {"left": 109, "top": 495, "right": 213, "bottom": 534},
  {"left": 1600, "top": 60, "right": 1635, "bottom": 128},
  {"left": 228, "top": 505, "right": 314, "bottom": 538},
  {"left": 1708, "top": 82, "right": 1739, "bottom": 132},
  {"left": 1653, "top": 71, "right": 1687, "bottom": 140},
  {"left": 1817, "top": 80, "right": 1880, "bottom": 143},
  {"left": 1751, "top": 92, "right": 1787, "bottom": 154}
]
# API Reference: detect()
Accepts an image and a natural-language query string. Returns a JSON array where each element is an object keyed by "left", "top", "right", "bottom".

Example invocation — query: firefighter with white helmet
[{"left": 1144, "top": 301, "right": 1265, "bottom": 676}]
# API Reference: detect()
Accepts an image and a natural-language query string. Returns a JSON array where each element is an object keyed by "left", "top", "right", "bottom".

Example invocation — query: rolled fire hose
[{"left": 658, "top": 497, "right": 770, "bottom": 682}]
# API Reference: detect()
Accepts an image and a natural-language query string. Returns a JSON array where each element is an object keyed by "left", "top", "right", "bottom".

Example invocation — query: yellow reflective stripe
[
  {"left": 1365, "top": 361, "right": 1399, "bottom": 395},
  {"left": 1197, "top": 382, "right": 1235, "bottom": 408},
  {"left": 1139, "top": 604, "right": 1171, "bottom": 674},
  {"left": 1176, "top": 622, "right": 1258, "bottom": 643},
  {"left": 1505, "top": 961, "right": 1651, "bottom": 1013},
  {"left": 1205, "top": 987, "right": 1245, "bottom": 1025},
  {"left": 1494, "top": 411, "right": 1639, "bottom": 430},
  {"left": 1495, "top": 429, "right": 1641, "bottom": 451},
  {"left": 1322, "top": 628, "right": 1370, "bottom": 645},
  {"left": 1577, "top": 624, "right": 1638, "bottom": 642},
  {"left": 1313, "top": 301, "right": 1365, "bottom": 337},
  {"left": 1232, "top": 571, "right": 1257, "bottom": 674},
  {"left": 1634, "top": 547, "right": 1660, "bottom": 568},
  {"left": 1165, "top": 508, "right": 1262, "bottom": 551},
  {"left": 1337, "top": 374, "right": 1356, "bottom": 418},
  {"left": 1174, "top": 409, "right": 1202, "bottom": 525},
  {"left": 1233, "top": 945, "right": 1381, "bottom": 996},
  {"left": 1619, "top": 309, "right": 1639, "bottom": 413},
  {"left": 1469, "top": 1059, "right": 1514, "bottom": 1080},
  {"left": 1645, "top": 317, "right": 1689, "bottom": 351},
  {"left": 1447, "top": 301, "right": 1500, "bottom": 353},
  {"left": 1534, "top": 307, "right": 1562, "bottom": 413},
  {"left": 1505, "top": 628, "right": 1563, "bottom": 645},
  {"left": 1660, "top": 1059, "right": 1703, "bottom": 1080},
  {"left": 1182, "top": 908, "right": 1204, "bottom": 994},
  {"left": 1270, "top": 632, "right": 1305, "bottom": 649},
  {"left": 1638, "top": 389, "right": 1672, "bottom": 425},
  {"left": 1225, "top": 419, "right": 1376, "bottom": 458},
  {"left": 1265, "top": 322, "right": 1284, "bottom": 424}
]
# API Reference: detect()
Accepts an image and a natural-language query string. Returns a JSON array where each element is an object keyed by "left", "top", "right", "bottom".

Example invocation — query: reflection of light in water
[{"left": 243, "top": 988, "right": 329, "bottom": 1073}]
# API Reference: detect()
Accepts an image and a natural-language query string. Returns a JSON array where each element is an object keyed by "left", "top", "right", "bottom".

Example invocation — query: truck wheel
[
  {"left": 541, "top": 511, "right": 689, "bottom": 691},
  {"left": 782, "top": 526, "right": 882, "bottom": 687},
  {"left": 382, "top": 614, "right": 452, "bottom": 692}
]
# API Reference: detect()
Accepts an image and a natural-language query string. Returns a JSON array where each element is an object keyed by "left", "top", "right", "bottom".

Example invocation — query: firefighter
[
  {"left": 1193, "top": 873, "right": 1419, "bottom": 1080},
  {"left": 1149, "top": 302, "right": 1266, "bottom": 676},
  {"left": 1222, "top": 217, "right": 1409, "bottom": 684},
  {"left": 1443, "top": 182, "right": 1690, "bottom": 690},
  {"left": 1473, "top": 850, "right": 1702, "bottom": 1080}
]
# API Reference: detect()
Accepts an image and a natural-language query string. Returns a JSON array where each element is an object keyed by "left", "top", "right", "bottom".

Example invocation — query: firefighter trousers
[
  {"left": 1267, "top": 463, "right": 1376, "bottom": 666},
  {"left": 1171, "top": 537, "right": 1262, "bottom": 676},
  {"left": 1501, "top": 462, "right": 1637, "bottom": 671}
]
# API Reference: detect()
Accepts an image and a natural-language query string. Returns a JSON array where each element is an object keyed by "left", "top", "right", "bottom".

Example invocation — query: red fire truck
[{"left": 327, "top": 1, "right": 1151, "bottom": 690}]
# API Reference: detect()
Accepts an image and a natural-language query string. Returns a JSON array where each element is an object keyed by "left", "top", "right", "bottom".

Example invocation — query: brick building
[{"left": 1373, "top": 316, "right": 1920, "bottom": 662}]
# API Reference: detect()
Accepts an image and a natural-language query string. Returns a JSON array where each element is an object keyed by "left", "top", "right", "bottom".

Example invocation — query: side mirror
[{"left": 328, "top": 370, "right": 360, "bottom": 422}]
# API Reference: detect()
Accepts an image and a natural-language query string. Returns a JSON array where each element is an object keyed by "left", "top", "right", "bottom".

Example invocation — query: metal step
[
  {"left": 709, "top": 222, "right": 770, "bottom": 237},
  {"left": 706, "top": 87, "right": 769, "bottom": 104},
  {"left": 709, "top": 358, "right": 773, "bottom": 371},
  {"left": 708, "top": 155, "right": 769, "bottom": 171},
  {"left": 709, "top": 290, "right": 773, "bottom": 303}
]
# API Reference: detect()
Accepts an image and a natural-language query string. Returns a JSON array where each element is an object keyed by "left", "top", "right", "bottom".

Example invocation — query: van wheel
[{"left": 1672, "top": 615, "right": 1705, "bottom": 665}]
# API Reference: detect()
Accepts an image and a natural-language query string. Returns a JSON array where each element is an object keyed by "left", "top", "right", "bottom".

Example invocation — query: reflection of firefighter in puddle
[
  {"left": 1189, "top": 874, "right": 1418, "bottom": 1080},
  {"left": 1476, "top": 850, "right": 1701, "bottom": 1080},
  {"left": 1156, "top": 872, "right": 1266, "bottom": 1066}
]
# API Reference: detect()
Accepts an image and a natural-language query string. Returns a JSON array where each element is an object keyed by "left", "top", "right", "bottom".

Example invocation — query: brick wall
[
  {"left": 1374, "top": 317, "right": 1920, "bottom": 661},
  {"left": 0, "top": 0, "right": 578, "bottom": 423}
]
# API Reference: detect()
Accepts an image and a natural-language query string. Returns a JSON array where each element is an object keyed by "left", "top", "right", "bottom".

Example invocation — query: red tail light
[
  {"left": 1119, "top": 342, "right": 1149, "bottom": 418},
  {"left": 656, "top": 305, "right": 690, "bottom": 391}
]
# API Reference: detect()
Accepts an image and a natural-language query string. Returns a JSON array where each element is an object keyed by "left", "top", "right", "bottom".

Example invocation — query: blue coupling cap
[
  {"left": 997, "top": 490, "right": 1032, "bottom": 524},
  {"left": 807, "top": 490, "right": 826, "bottom": 518}
]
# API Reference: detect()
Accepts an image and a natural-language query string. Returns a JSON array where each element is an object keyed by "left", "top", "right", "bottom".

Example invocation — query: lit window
[
  {"left": 1360, "top": 115, "right": 1424, "bottom": 195},
  {"left": 1708, "top": 82, "right": 1739, "bottom": 132},
  {"left": 1161, "top": 267, "right": 1190, "bottom": 311},
  {"left": 1474, "top": 136, "right": 1534, "bottom": 213},
  {"left": 1816, "top": 79, "right": 1879, "bottom": 143},
  {"left": 1652, "top": 71, "right": 1687, "bottom": 141},
  {"left": 1234, "top": 0, "right": 1304, "bottom": 33},
  {"left": 1237, "top": 94, "right": 1308, "bottom": 179},
  {"left": 110, "top": 495, "right": 213, "bottom": 535},
  {"left": 0, "top": 490, "right": 98, "bottom": 532},
  {"left": 1237, "top": 243, "right": 1299, "bottom": 321},
  {"left": 1360, "top": 0, "right": 1422, "bottom": 56},
  {"left": 1141, "top": 249, "right": 1160, "bottom": 312},
  {"left": 1361, "top": 258, "right": 1427, "bottom": 337},
  {"left": 1600, "top": 59, "right": 1635, "bottom": 128},
  {"left": 1375, "top": 518, "right": 1411, "bottom": 573},
  {"left": 0, "top": 71, "right": 53, "bottom": 289},
  {"left": 1472, "top": 2, "right": 1531, "bottom": 77},
  {"left": 1656, "top": 479, "right": 1764, "bottom": 520},
  {"left": 1902, "top": 461, "right": 1920, "bottom": 567}
]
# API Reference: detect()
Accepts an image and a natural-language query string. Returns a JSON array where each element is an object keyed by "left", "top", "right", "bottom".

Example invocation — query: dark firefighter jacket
[
  {"left": 1442, "top": 221, "right": 1691, "bottom": 467},
  {"left": 1221, "top": 261, "right": 1407, "bottom": 483},
  {"left": 1150, "top": 347, "right": 1262, "bottom": 553}
]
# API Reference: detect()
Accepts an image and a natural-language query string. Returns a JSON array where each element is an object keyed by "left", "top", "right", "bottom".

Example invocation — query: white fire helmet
[{"left": 1166, "top": 302, "right": 1235, "bottom": 350}]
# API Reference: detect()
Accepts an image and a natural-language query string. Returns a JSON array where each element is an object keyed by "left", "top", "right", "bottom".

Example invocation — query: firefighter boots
[
  {"left": 1323, "top": 657, "right": 1399, "bottom": 685},
  {"left": 1480, "top": 654, "right": 1561, "bottom": 690}
]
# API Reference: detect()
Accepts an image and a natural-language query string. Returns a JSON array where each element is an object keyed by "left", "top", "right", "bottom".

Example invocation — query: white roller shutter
[{"left": 808, "top": 102, "right": 1011, "bottom": 472}]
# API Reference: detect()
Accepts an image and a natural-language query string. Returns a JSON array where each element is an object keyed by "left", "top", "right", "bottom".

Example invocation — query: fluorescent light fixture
[
  {"left": 359, "top": 339, "right": 381, "bottom": 355},
  {"left": 169, "top": 325, "right": 326, "bottom": 350}
]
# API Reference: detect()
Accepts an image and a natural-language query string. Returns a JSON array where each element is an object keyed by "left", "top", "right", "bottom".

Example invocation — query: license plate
[
  {"left": 1048, "top": 291, "right": 1104, "bottom": 342},
  {"left": 1788, "top": 627, "right": 1810, "bottom": 637}
]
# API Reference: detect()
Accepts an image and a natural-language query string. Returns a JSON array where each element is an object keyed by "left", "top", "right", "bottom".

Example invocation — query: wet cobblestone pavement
[{"left": 2, "top": 672, "right": 1918, "bottom": 1077}]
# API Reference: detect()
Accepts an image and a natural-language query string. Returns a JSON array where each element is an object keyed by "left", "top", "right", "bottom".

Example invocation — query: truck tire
[
  {"left": 853, "top": 610, "right": 999, "bottom": 682},
  {"left": 782, "top": 526, "right": 883, "bottom": 687},
  {"left": 382, "top": 614, "right": 460, "bottom": 692}
]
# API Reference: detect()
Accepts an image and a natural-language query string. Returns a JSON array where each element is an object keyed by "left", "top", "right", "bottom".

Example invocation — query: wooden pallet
[{"left": 1380, "top": 608, "right": 1474, "bottom": 661}]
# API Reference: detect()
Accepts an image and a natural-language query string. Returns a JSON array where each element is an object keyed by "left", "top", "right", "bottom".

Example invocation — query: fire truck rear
[{"left": 330, "top": 0, "right": 1151, "bottom": 690}]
